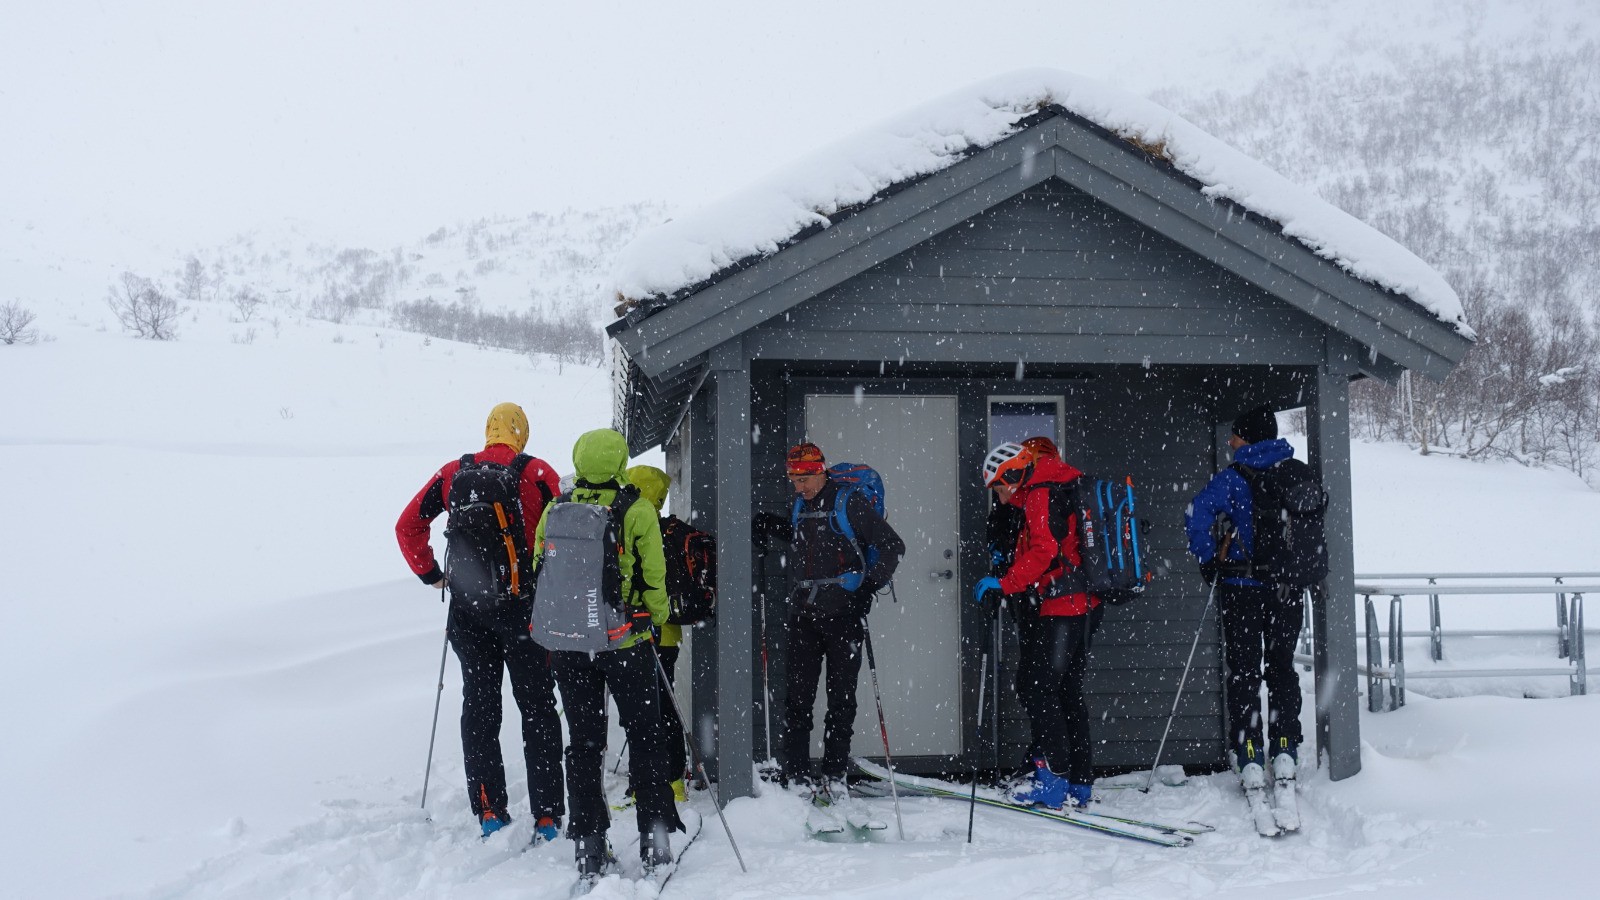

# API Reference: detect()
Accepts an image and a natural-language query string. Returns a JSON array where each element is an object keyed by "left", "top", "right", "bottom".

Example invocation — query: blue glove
[
  {"left": 972, "top": 576, "right": 1003, "bottom": 606},
  {"left": 838, "top": 572, "right": 865, "bottom": 592}
]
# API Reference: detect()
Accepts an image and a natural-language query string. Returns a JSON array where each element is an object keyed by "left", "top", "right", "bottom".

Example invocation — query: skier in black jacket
[{"left": 754, "top": 442, "right": 904, "bottom": 792}]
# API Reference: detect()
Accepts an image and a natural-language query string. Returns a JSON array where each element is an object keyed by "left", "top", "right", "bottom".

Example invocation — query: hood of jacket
[
  {"left": 572, "top": 428, "right": 630, "bottom": 485},
  {"left": 1233, "top": 437, "right": 1295, "bottom": 470},
  {"left": 625, "top": 464, "right": 670, "bottom": 512},
  {"left": 484, "top": 402, "right": 529, "bottom": 453},
  {"left": 1007, "top": 452, "right": 1083, "bottom": 505}
]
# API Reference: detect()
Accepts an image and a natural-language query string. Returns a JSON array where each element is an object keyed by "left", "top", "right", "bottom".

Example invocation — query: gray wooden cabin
[{"left": 608, "top": 108, "right": 1470, "bottom": 799}]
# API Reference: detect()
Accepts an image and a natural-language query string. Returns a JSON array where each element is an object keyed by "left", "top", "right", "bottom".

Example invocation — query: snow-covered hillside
[{"left": 2, "top": 300, "right": 1598, "bottom": 899}]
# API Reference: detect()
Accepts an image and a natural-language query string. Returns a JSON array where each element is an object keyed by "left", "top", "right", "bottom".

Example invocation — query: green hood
[
  {"left": 625, "top": 464, "right": 670, "bottom": 512},
  {"left": 572, "top": 428, "right": 629, "bottom": 485}
]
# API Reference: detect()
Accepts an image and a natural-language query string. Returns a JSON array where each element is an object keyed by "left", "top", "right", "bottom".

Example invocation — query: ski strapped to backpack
[
  {"left": 1224, "top": 459, "right": 1329, "bottom": 589},
  {"left": 444, "top": 453, "right": 550, "bottom": 618},
  {"left": 529, "top": 482, "right": 650, "bottom": 652},
  {"left": 661, "top": 515, "right": 717, "bottom": 625},
  {"left": 1043, "top": 475, "right": 1153, "bottom": 604},
  {"left": 791, "top": 462, "right": 889, "bottom": 600}
]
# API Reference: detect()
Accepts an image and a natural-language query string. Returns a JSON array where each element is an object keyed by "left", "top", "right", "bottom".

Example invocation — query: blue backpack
[{"left": 791, "top": 462, "right": 887, "bottom": 571}]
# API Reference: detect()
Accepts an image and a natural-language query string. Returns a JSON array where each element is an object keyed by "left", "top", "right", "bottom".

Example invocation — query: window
[{"left": 988, "top": 397, "right": 1062, "bottom": 448}]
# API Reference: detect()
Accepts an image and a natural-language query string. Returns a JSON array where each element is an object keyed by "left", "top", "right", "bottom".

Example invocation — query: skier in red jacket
[
  {"left": 973, "top": 441, "right": 1104, "bottom": 810},
  {"left": 395, "top": 402, "right": 565, "bottom": 843}
]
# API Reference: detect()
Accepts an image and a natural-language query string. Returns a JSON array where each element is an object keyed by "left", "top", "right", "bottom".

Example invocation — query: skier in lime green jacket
[{"left": 532, "top": 429, "right": 679, "bottom": 878}]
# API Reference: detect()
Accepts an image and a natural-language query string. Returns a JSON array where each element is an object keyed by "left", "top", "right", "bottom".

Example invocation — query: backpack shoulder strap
[
  {"left": 512, "top": 454, "right": 553, "bottom": 508},
  {"left": 832, "top": 483, "right": 858, "bottom": 548},
  {"left": 458, "top": 453, "right": 477, "bottom": 469}
]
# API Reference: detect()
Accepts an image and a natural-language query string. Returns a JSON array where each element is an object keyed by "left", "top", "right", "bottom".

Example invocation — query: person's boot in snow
[
  {"left": 479, "top": 809, "right": 506, "bottom": 838},
  {"left": 1013, "top": 759, "right": 1070, "bottom": 809},
  {"left": 639, "top": 830, "right": 673, "bottom": 877},
  {"left": 1230, "top": 741, "right": 1267, "bottom": 789},
  {"left": 531, "top": 815, "right": 560, "bottom": 846},
  {"left": 1065, "top": 782, "right": 1093, "bottom": 809},
  {"left": 1271, "top": 740, "right": 1298, "bottom": 781},
  {"left": 574, "top": 834, "right": 614, "bottom": 877}
]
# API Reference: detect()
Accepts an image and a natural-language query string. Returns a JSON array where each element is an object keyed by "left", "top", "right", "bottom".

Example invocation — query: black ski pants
[
  {"left": 657, "top": 645, "right": 688, "bottom": 782},
  {"left": 552, "top": 642, "right": 682, "bottom": 840},
  {"left": 1014, "top": 607, "right": 1103, "bottom": 784},
  {"left": 781, "top": 612, "right": 864, "bottom": 781},
  {"left": 447, "top": 606, "right": 564, "bottom": 823},
  {"left": 1219, "top": 582, "right": 1305, "bottom": 755},
  {"left": 627, "top": 644, "right": 687, "bottom": 794}
]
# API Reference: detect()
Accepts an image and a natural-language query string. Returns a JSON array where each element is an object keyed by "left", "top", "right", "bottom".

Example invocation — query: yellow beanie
[{"left": 484, "top": 402, "right": 529, "bottom": 452}]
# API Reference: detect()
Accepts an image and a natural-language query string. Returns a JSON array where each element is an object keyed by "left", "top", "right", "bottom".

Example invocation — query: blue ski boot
[
  {"left": 1065, "top": 782, "right": 1094, "bottom": 809},
  {"left": 1013, "top": 759, "right": 1069, "bottom": 809}
]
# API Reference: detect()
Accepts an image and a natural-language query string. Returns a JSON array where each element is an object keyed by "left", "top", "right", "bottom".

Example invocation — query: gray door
[{"left": 804, "top": 394, "right": 962, "bottom": 757}]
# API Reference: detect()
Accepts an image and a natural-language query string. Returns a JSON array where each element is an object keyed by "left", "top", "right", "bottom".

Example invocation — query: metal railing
[{"left": 1352, "top": 573, "right": 1597, "bottom": 711}]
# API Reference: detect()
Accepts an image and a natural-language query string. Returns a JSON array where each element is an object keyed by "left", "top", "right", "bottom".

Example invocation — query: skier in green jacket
[{"left": 532, "top": 429, "right": 680, "bottom": 880}]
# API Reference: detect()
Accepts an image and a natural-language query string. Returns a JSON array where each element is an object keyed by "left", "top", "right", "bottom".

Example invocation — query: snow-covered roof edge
[{"left": 608, "top": 68, "right": 1472, "bottom": 339}]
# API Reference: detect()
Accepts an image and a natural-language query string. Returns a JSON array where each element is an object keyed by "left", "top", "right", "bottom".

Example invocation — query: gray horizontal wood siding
[{"left": 749, "top": 182, "right": 1333, "bottom": 372}]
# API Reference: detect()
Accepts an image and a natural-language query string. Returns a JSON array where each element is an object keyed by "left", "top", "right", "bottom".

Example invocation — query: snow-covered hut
[{"left": 606, "top": 69, "right": 1472, "bottom": 799}]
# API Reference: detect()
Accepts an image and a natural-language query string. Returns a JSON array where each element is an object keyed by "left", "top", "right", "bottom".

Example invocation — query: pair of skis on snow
[
  {"left": 1243, "top": 758, "right": 1300, "bottom": 837},
  {"left": 850, "top": 759, "right": 1212, "bottom": 848},
  {"left": 569, "top": 808, "right": 704, "bottom": 897}
]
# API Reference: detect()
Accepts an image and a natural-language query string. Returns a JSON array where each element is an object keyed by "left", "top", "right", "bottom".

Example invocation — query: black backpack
[
  {"left": 1042, "top": 476, "right": 1154, "bottom": 605},
  {"left": 443, "top": 454, "right": 547, "bottom": 619},
  {"left": 661, "top": 515, "right": 717, "bottom": 625},
  {"left": 1231, "top": 459, "right": 1329, "bottom": 589}
]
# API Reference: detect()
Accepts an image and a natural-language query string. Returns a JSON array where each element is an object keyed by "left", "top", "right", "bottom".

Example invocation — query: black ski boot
[
  {"left": 573, "top": 834, "right": 614, "bottom": 880},
  {"left": 639, "top": 829, "right": 674, "bottom": 881}
]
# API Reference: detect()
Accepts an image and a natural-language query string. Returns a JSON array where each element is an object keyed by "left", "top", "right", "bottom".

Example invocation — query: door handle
[{"left": 930, "top": 569, "right": 954, "bottom": 581}]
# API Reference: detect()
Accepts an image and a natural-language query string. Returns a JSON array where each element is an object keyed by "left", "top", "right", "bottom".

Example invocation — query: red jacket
[
  {"left": 997, "top": 454, "right": 1100, "bottom": 617},
  {"left": 395, "top": 443, "right": 561, "bottom": 585}
]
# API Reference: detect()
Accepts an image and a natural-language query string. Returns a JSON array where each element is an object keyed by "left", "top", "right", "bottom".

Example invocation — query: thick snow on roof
[{"left": 611, "top": 68, "right": 1470, "bottom": 337}]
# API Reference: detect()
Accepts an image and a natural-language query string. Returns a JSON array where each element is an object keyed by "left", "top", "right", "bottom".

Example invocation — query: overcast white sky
[{"left": 0, "top": 0, "right": 1586, "bottom": 264}]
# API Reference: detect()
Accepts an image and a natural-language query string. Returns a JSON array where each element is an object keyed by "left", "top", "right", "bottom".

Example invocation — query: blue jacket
[{"left": 1185, "top": 438, "right": 1296, "bottom": 586}]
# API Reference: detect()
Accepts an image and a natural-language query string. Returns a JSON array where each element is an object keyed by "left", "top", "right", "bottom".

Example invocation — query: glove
[
  {"left": 1198, "top": 557, "right": 1221, "bottom": 586},
  {"left": 850, "top": 588, "right": 875, "bottom": 619},
  {"left": 972, "top": 576, "right": 1003, "bottom": 609},
  {"left": 752, "top": 512, "right": 784, "bottom": 552}
]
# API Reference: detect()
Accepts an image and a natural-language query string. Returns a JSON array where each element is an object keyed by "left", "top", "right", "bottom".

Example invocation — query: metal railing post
[
  {"left": 1571, "top": 594, "right": 1587, "bottom": 697},
  {"left": 1364, "top": 597, "right": 1383, "bottom": 713},
  {"left": 1389, "top": 596, "right": 1406, "bottom": 710},
  {"left": 1556, "top": 591, "right": 1570, "bottom": 659},
  {"left": 1440, "top": 589, "right": 1452, "bottom": 659}
]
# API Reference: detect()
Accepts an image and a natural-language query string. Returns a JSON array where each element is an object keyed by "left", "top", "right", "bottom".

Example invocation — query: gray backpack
[{"left": 530, "top": 486, "right": 641, "bottom": 652}]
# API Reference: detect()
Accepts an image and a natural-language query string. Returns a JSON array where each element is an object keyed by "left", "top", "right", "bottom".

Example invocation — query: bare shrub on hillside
[
  {"left": 390, "top": 298, "right": 603, "bottom": 366},
  {"left": 107, "top": 272, "right": 182, "bottom": 340},
  {"left": 0, "top": 301, "right": 39, "bottom": 345},
  {"left": 231, "top": 286, "right": 265, "bottom": 322},
  {"left": 177, "top": 256, "right": 211, "bottom": 304}
]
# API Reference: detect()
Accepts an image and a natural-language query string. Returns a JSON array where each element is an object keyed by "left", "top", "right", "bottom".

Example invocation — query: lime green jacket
[
  {"left": 626, "top": 464, "right": 682, "bottom": 648},
  {"left": 533, "top": 429, "right": 668, "bottom": 650}
]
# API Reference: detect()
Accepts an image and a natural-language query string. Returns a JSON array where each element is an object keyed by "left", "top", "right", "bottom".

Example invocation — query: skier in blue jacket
[{"left": 1184, "top": 405, "right": 1304, "bottom": 789}]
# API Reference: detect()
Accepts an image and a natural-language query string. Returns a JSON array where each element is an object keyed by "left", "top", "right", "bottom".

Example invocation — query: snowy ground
[{"left": 3, "top": 301, "right": 1598, "bottom": 899}]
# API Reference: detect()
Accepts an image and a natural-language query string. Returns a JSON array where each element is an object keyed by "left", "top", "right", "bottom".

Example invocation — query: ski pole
[
  {"left": 757, "top": 547, "right": 774, "bottom": 764},
  {"left": 967, "top": 599, "right": 999, "bottom": 843},
  {"left": 651, "top": 645, "right": 748, "bottom": 873},
  {"left": 421, "top": 557, "right": 451, "bottom": 811},
  {"left": 1144, "top": 577, "right": 1218, "bottom": 792},
  {"left": 611, "top": 737, "right": 629, "bottom": 775},
  {"left": 861, "top": 620, "right": 905, "bottom": 841}
]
